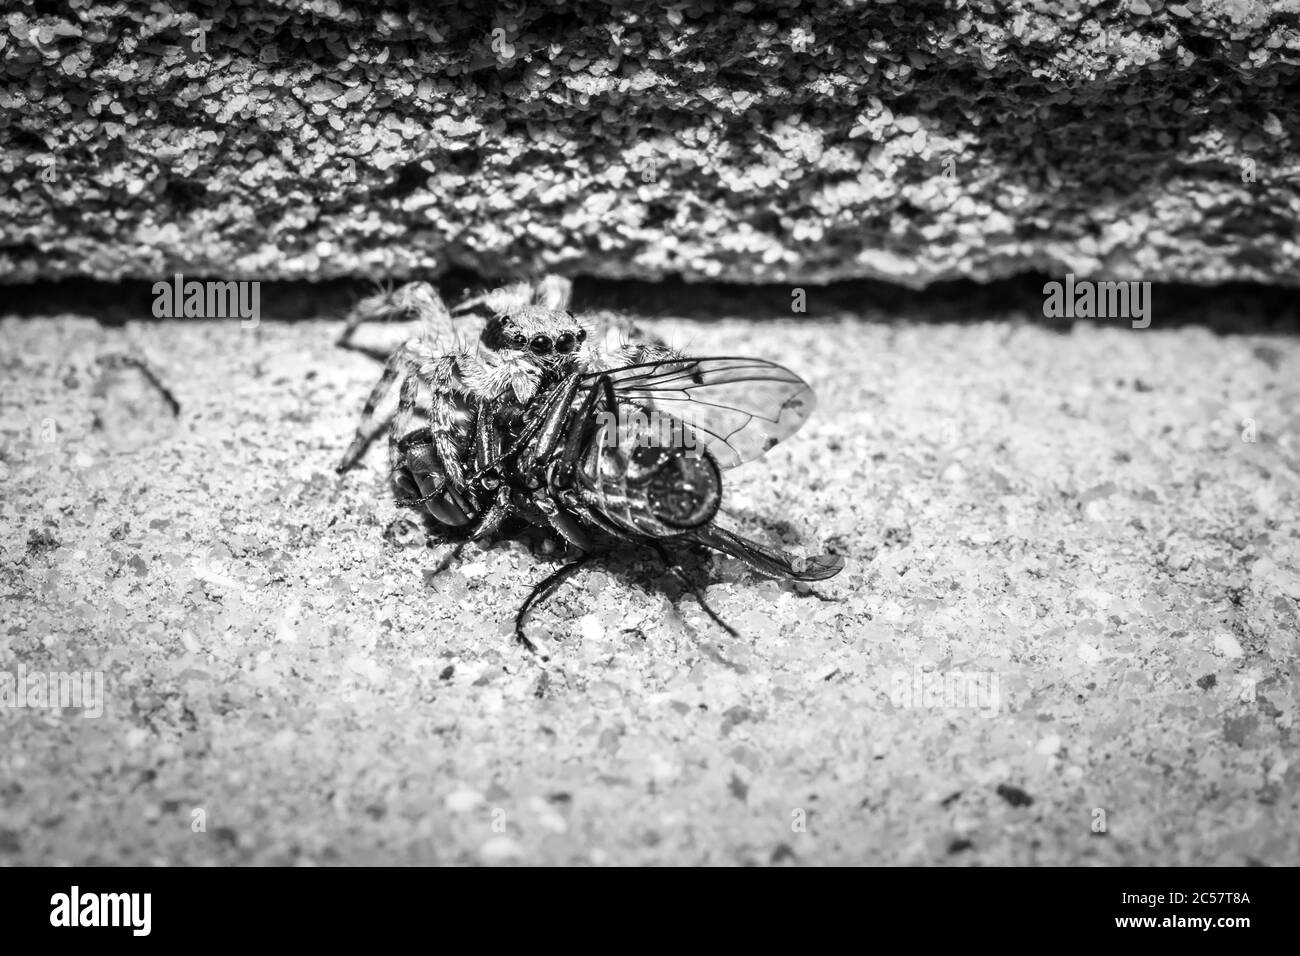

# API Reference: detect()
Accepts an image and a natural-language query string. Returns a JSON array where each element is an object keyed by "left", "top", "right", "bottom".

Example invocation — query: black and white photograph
[{"left": 0, "top": 0, "right": 1295, "bottom": 908}]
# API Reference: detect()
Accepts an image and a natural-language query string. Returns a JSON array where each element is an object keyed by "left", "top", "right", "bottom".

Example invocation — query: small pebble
[
  {"left": 480, "top": 836, "right": 523, "bottom": 864},
  {"left": 445, "top": 788, "right": 484, "bottom": 813},
  {"left": 1213, "top": 633, "right": 1244, "bottom": 659}
]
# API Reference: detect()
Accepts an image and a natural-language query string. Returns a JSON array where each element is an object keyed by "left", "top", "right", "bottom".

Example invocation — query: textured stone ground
[
  {"left": 1, "top": 301, "right": 1297, "bottom": 865},
  {"left": 3, "top": 0, "right": 1300, "bottom": 286}
]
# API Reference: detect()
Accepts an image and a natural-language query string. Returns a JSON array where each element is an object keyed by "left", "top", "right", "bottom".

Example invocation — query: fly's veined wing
[
  {"left": 582, "top": 357, "right": 818, "bottom": 469},
  {"left": 685, "top": 523, "right": 844, "bottom": 581}
]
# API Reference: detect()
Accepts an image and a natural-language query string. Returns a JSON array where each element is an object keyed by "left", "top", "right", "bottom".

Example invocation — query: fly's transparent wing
[
  {"left": 581, "top": 357, "right": 818, "bottom": 469},
  {"left": 685, "top": 522, "right": 844, "bottom": 581}
]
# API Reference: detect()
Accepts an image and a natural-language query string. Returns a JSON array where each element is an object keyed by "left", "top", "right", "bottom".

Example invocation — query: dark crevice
[
  {"left": 161, "top": 179, "right": 208, "bottom": 217},
  {"left": 373, "top": 160, "right": 433, "bottom": 200},
  {"left": 1, "top": 272, "right": 1297, "bottom": 334}
]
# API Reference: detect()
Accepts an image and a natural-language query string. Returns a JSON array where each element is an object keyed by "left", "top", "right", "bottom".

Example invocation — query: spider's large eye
[
  {"left": 511, "top": 333, "right": 526, "bottom": 348},
  {"left": 529, "top": 335, "right": 552, "bottom": 355},
  {"left": 576, "top": 328, "right": 587, "bottom": 342},
  {"left": 554, "top": 332, "right": 577, "bottom": 354}
]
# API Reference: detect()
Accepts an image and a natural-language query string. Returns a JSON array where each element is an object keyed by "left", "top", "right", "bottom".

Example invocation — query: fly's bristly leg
[
  {"left": 515, "top": 551, "right": 598, "bottom": 659},
  {"left": 649, "top": 541, "right": 740, "bottom": 639},
  {"left": 514, "top": 374, "right": 583, "bottom": 483},
  {"left": 548, "top": 373, "right": 611, "bottom": 491},
  {"left": 431, "top": 541, "right": 468, "bottom": 576},
  {"left": 468, "top": 485, "right": 513, "bottom": 541}
]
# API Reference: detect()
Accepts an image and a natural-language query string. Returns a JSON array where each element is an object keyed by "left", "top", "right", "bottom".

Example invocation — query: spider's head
[{"left": 482, "top": 306, "right": 588, "bottom": 368}]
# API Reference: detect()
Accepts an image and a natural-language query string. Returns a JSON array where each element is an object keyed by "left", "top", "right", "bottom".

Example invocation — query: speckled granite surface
[
  {"left": 3, "top": 0, "right": 1300, "bottom": 286},
  {"left": 1, "top": 305, "right": 1296, "bottom": 865}
]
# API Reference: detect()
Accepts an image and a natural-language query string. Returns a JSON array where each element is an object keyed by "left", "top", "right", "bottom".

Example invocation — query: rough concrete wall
[{"left": 2, "top": 0, "right": 1299, "bottom": 286}]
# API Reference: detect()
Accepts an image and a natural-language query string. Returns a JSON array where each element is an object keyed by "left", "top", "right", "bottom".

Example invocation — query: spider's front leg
[
  {"left": 387, "top": 374, "right": 474, "bottom": 528},
  {"left": 337, "top": 281, "right": 459, "bottom": 472},
  {"left": 598, "top": 340, "right": 686, "bottom": 369},
  {"left": 338, "top": 341, "right": 436, "bottom": 472},
  {"left": 338, "top": 280, "right": 457, "bottom": 356}
]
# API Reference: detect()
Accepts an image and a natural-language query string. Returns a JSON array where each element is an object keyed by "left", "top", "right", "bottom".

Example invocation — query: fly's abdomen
[{"left": 577, "top": 409, "right": 722, "bottom": 538}]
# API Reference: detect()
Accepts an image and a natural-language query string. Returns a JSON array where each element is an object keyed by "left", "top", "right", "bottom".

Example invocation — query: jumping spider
[{"left": 337, "top": 276, "right": 842, "bottom": 652}]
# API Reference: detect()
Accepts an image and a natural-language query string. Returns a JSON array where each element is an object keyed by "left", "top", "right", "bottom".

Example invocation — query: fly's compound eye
[
  {"left": 554, "top": 331, "right": 577, "bottom": 354},
  {"left": 529, "top": 335, "right": 552, "bottom": 355}
]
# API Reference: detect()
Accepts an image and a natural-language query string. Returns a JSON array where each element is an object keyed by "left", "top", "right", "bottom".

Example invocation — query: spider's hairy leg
[
  {"left": 338, "top": 281, "right": 456, "bottom": 357},
  {"left": 338, "top": 341, "right": 426, "bottom": 472},
  {"left": 531, "top": 274, "right": 572, "bottom": 310},
  {"left": 602, "top": 340, "right": 687, "bottom": 368},
  {"left": 95, "top": 352, "right": 182, "bottom": 416},
  {"left": 400, "top": 281, "right": 456, "bottom": 348},
  {"left": 586, "top": 311, "right": 674, "bottom": 361},
  {"left": 453, "top": 280, "right": 529, "bottom": 317},
  {"left": 454, "top": 274, "right": 572, "bottom": 317},
  {"left": 388, "top": 374, "right": 472, "bottom": 527},
  {"left": 429, "top": 382, "right": 474, "bottom": 513}
]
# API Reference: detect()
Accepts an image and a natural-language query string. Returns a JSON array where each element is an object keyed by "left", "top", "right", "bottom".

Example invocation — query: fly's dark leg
[
  {"left": 471, "top": 397, "right": 506, "bottom": 488},
  {"left": 542, "top": 504, "right": 594, "bottom": 551},
  {"left": 449, "top": 398, "right": 512, "bottom": 539},
  {"left": 460, "top": 374, "right": 582, "bottom": 490},
  {"left": 467, "top": 485, "right": 513, "bottom": 541},
  {"left": 515, "top": 551, "right": 598, "bottom": 657},
  {"left": 685, "top": 523, "right": 845, "bottom": 581},
  {"left": 463, "top": 380, "right": 567, "bottom": 488},
  {"left": 515, "top": 373, "right": 584, "bottom": 484},
  {"left": 431, "top": 541, "right": 467, "bottom": 575},
  {"left": 549, "top": 374, "right": 615, "bottom": 492},
  {"left": 649, "top": 541, "right": 740, "bottom": 639}
]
